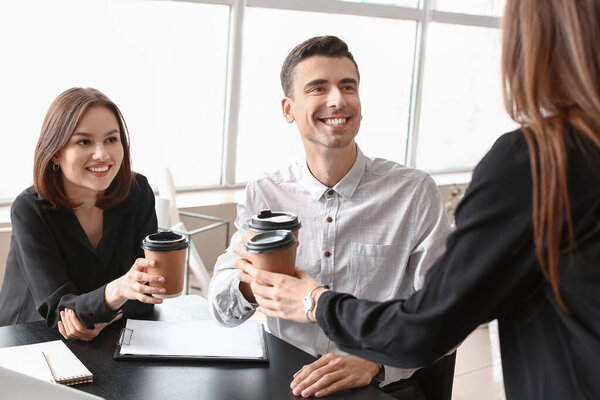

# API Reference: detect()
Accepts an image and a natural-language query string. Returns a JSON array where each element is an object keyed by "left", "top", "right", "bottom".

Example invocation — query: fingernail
[
  {"left": 158, "top": 277, "right": 165, "bottom": 283},
  {"left": 159, "top": 288, "right": 166, "bottom": 293},
  {"left": 245, "top": 265, "right": 252, "bottom": 272},
  {"left": 149, "top": 260, "right": 155, "bottom": 266},
  {"left": 290, "top": 382, "right": 296, "bottom": 389},
  {"left": 292, "top": 389, "right": 300, "bottom": 396}
]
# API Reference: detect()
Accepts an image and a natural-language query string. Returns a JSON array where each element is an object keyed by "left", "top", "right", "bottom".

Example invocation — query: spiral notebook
[{"left": 0, "top": 340, "right": 93, "bottom": 385}]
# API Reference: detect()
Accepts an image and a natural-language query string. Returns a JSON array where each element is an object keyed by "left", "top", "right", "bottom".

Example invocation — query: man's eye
[
  {"left": 309, "top": 87, "right": 324, "bottom": 93},
  {"left": 343, "top": 86, "right": 356, "bottom": 91}
]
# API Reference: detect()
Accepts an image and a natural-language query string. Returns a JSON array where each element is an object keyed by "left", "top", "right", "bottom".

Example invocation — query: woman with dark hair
[
  {"left": 236, "top": 0, "right": 600, "bottom": 398},
  {"left": 0, "top": 88, "right": 165, "bottom": 341}
]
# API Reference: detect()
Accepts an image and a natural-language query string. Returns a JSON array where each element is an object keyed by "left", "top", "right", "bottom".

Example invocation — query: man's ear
[{"left": 281, "top": 97, "right": 294, "bottom": 123}]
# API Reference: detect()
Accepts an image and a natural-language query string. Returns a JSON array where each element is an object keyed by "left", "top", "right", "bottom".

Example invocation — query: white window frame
[
  {"left": 200, "top": 0, "right": 500, "bottom": 188},
  {"left": 0, "top": 0, "right": 501, "bottom": 203}
]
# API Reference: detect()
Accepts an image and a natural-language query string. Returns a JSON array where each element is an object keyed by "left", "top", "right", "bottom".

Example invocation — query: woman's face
[{"left": 52, "top": 106, "right": 124, "bottom": 202}]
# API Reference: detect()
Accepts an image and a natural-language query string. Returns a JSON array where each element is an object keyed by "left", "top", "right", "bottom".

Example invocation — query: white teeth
[
  {"left": 325, "top": 118, "right": 347, "bottom": 126},
  {"left": 88, "top": 166, "right": 109, "bottom": 172}
]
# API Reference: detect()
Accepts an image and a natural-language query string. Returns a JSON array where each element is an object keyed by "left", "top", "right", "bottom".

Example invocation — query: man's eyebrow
[
  {"left": 303, "top": 79, "right": 328, "bottom": 91},
  {"left": 339, "top": 78, "right": 358, "bottom": 85}
]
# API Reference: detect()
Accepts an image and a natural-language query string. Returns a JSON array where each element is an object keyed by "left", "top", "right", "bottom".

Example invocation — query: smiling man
[{"left": 209, "top": 36, "right": 451, "bottom": 399}]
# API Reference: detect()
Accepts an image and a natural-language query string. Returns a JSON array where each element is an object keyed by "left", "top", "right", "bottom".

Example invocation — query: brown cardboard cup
[
  {"left": 141, "top": 231, "right": 190, "bottom": 298},
  {"left": 246, "top": 230, "right": 297, "bottom": 277}
]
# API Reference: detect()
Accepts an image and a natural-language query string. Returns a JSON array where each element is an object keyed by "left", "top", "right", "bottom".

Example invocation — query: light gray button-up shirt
[{"left": 209, "top": 146, "right": 451, "bottom": 385}]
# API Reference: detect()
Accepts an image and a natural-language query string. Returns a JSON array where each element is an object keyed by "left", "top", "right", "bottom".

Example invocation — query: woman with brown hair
[
  {"left": 236, "top": 0, "right": 600, "bottom": 398},
  {"left": 0, "top": 88, "right": 165, "bottom": 341}
]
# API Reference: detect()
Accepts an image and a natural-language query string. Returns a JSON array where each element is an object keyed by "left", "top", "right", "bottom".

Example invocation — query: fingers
[
  {"left": 60, "top": 309, "right": 86, "bottom": 341},
  {"left": 132, "top": 258, "right": 155, "bottom": 275},
  {"left": 313, "top": 376, "right": 354, "bottom": 398},
  {"left": 292, "top": 362, "right": 344, "bottom": 397},
  {"left": 235, "top": 244, "right": 252, "bottom": 260},
  {"left": 237, "top": 270, "right": 253, "bottom": 285},
  {"left": 235, "top": 257, "right": 254, "bottom": 274},
  {"left": 250, "top": 280, "right": 278, "bottom": 300},
  {"left": 57, "top": 320, "right": 68, "bottom": 339}
]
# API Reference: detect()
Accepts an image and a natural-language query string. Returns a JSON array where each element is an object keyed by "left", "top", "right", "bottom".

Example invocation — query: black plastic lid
[
  {"left": 141, "top": 231, "right": 190, "bottom": 252},
  {"left": 248, "top": 209, "right": 301, "bottom": 232},
  {"left": 246, "top": 230, "right": 297, "bottom": 254}
]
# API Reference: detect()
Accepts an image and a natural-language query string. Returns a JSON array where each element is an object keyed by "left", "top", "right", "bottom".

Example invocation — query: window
[
  {"left": 416, "top": 23, "right": 515, "bottom": 172},
  {"left": 0, "top": 0, "right": 229, "bottom": 199},
  {"left": 433, "top": 0, "right": 505, "bottom": 16},
  {"left": 0, "top": 0, "right": 513, "bottom": 200}
]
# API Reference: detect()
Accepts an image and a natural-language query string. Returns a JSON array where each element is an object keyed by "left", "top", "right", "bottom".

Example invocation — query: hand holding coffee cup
[
  {"left": 104, "top": 258, "right": 168, "bottom": 310},
  {"left": 141, "top": 231, "right": 190, "bottom": 298},
  {"left": 236, "top": 230, "right": 298, "bottom": 301}
]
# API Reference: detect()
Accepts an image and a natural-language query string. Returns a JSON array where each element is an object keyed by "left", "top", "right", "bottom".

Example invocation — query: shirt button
[
  {"left": 324, "top": 251, "right": 331, "bottom": 257},
  {"left": 327, "top": 190, "right": 334, "bottom": 195},
  {"left": 326, "top": 217, "right": 333, "bottom": 223}
]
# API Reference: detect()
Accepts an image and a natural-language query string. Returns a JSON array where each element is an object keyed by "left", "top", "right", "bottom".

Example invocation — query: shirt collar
[{"left": 300, "top": 145, "right": 367, "bottom": 201}]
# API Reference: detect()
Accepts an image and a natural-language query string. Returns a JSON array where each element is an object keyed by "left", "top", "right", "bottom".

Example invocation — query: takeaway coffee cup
[
  {"left": 246, "top": 230, "right": 297, "bottom": 276},
  {"left": 248, "top": 210, "right": 302, "bottom": 238},
  {"left": 141, "top": 231, "right": 190, "bottom": 298}
]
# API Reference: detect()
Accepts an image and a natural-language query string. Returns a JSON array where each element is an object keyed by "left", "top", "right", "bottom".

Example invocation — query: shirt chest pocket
[{"left": 348, "top": 243, "right": 403, "bottom": 301}]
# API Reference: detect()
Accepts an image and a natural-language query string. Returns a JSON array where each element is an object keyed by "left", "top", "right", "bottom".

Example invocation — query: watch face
[{"left": 303, "top": 296, "right": 314, "bottom": 311}]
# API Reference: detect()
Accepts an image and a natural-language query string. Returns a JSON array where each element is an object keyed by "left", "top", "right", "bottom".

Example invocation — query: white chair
[{"left": 155, "top": 168, "right": 229, "bottom": 298}]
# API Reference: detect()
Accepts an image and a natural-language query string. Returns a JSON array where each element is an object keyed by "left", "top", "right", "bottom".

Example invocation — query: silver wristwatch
[{"left": 303, "top": 285, "right": 329, "bottom": 323}]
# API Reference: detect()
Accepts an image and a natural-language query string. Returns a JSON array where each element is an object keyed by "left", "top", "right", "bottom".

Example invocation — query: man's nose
[{"left": 327, "top": 87, "right": 347, "bottom": 108}]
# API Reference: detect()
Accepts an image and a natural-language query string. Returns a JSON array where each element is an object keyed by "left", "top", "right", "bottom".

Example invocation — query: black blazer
[
  {"left": 316, "top": 129, "right": 600, "bottom": 399},
  {"left": 0, "top": 173, "right": 157, "bottom": 328}
]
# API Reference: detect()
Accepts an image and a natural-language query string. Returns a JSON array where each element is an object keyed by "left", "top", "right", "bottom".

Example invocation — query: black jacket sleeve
[{"left": 316, "top": 131, "right": 542, "bottom": 368}]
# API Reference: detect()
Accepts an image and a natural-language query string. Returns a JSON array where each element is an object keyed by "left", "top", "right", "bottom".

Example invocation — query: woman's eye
[
  {"left": 107, "top": 137, "right": 119, "bottom": 143},
  {"left": 76, "top": 139, "right": 90, "bottom": 146}
]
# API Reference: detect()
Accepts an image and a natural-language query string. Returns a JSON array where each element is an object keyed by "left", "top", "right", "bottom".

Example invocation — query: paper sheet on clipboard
[{"left": 119, "top": 319, "right": 264, "bottom": 358}]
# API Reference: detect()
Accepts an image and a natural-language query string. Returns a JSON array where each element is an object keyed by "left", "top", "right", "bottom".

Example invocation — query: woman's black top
[
  {"left": 316, "top": 129, "right": 600, "bottom": 399},
  {"left": 0, "top": 173, "right": 157, "bottom": 328}
]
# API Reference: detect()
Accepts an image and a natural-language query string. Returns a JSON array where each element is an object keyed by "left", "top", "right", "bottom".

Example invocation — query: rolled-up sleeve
[{"left": 208, "top": 183, "right": 266, "bottom": 326}]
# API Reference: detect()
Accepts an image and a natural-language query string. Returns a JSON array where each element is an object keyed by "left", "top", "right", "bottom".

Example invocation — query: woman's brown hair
[
  {"left": 33, "top": 88, "right": 134, "bottom": 210},
  {"left": 502, "top": 0, "right": 600, "bottom": 310}
]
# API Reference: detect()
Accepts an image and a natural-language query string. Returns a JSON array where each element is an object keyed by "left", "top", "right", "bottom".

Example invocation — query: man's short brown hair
[
  {"left": 280, "top": 35, "right": 359, "bottom": 98},
  {"left": 33, "top": 87, "right": 134, "bottom": 210}
]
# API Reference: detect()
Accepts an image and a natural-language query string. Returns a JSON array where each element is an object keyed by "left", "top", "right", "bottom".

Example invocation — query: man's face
[{"left": 282, "top": 56, "right": 361, "bottom": 151}]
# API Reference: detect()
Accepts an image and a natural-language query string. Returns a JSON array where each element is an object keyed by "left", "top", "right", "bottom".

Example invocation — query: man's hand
[
  {"left": 236, "top": 247, "right": 257, "bottom": 303},
  {"left": 290, "top": 353, "right": 380, "bottom": 397},
  {"left": 58, "top": 308, "right": 122, "bottom": 341}
]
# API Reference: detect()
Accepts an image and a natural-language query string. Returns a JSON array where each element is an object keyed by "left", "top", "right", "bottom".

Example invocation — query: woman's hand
[
  {"left": 58, "top": 308, "right": 122, "bottom": 341},
  {"left": 235, "top": 246, "right": 323, "bottom": 323},
  {"left": 104, "top": 258, "right": 166, "bottom": 311}
]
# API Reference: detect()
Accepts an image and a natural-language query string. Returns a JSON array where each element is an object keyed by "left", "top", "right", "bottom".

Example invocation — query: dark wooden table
[{"left": 0, "top": 296, "right": 393, "bottom": 400}]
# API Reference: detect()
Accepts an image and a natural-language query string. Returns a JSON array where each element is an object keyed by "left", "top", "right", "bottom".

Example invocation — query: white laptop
[{"left": 0, "top": 365, "right": 104, "bottom": 400}]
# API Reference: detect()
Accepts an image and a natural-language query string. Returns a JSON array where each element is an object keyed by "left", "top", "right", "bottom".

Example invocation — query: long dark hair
[
  {"left": 33, "top": 87, "right": 134, "bottom": 210},
  {"left": 502, "top": 0, "right": 600, "bottom": 310}
]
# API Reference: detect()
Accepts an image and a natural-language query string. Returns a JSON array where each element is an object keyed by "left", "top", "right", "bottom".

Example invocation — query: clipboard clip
[{"left": 118, "top": 327, "right": 134, "bottom": 346}]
